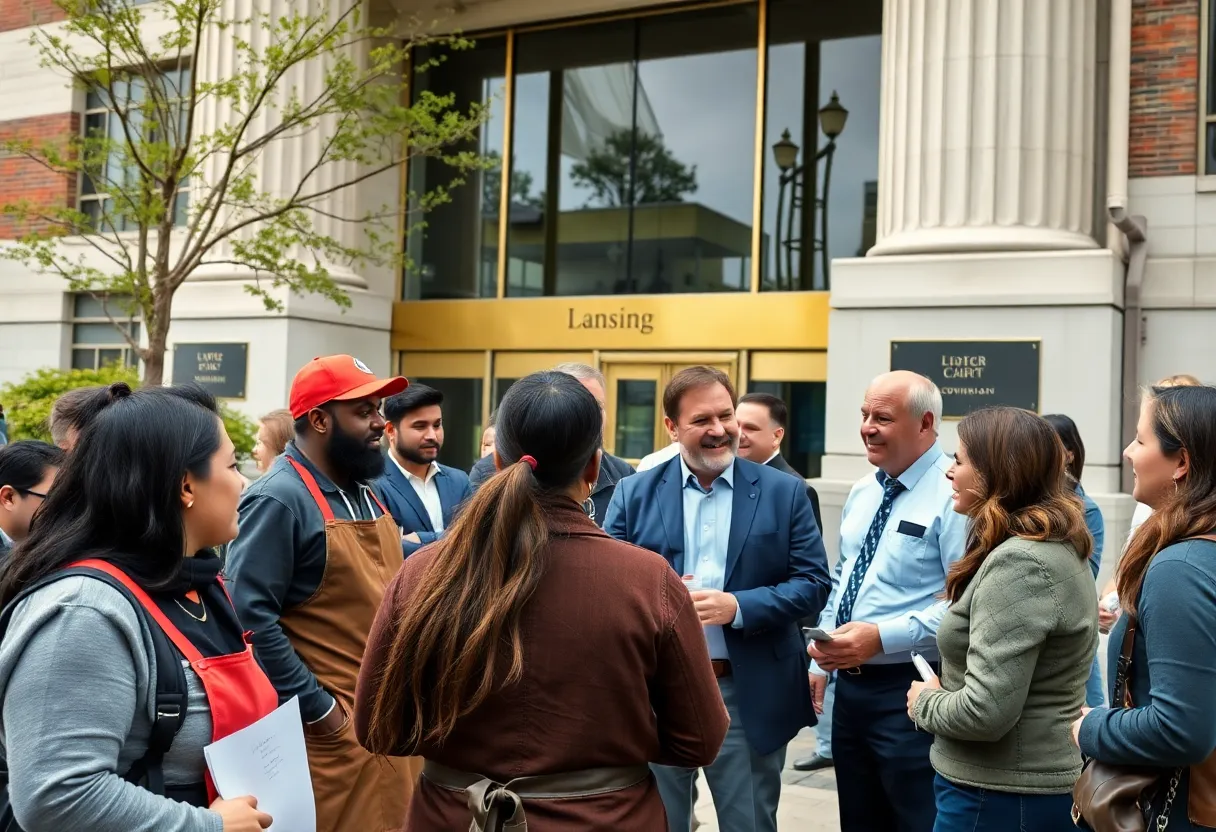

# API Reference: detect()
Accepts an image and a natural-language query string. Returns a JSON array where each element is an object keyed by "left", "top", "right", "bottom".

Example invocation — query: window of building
[
  {"left": 747, "top": 380, "right": 825, "bottom": 478},
  {"left": 505, "top": 5, "right": 759, "bottom": 297},
  {"left": 760, "top": 0, "right": 882, "bottom": 291},
  {"left": 80, "top": 67, "right": 191, "bottom": 232},
  {"left": 403, "top": 0, "right": 882, "bottom": 300},
  {"left": 70, "top": 294, "right": 141, "bottom": 370},
  {"left": 1204, "top": 0, "right": 1216, "bottom": 176},
  {"left": 405, "top": 38, "right": 508, "bottom": 300}
]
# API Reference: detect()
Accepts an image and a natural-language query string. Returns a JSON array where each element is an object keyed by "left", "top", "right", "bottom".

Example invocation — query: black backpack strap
[{"left": 0, "top": 567, "right": 188, "bottom": 795}]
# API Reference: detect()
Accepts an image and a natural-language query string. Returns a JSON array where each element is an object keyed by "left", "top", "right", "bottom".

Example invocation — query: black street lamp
[{"left": 772, "top": 91, "right": 849, "bottom": 290}]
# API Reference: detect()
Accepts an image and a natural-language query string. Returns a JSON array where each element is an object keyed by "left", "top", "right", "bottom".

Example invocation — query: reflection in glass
[
  {"left": 411, "top": 377, "right": 484, "bottom": 474},
  {"left": 504, "top": 6, "right": 757, "bottom": 296},
  {"left": 748, "top": 380, "right": 826, "bottom": 478},
  {"left": 762, "top": 0, "right": 882, "bottom": 291},
  {"left": 405, "top": 38, "right": 507, "bottom": 300},
  {"left": 505, "top": 70, "right": 551, "bottom": 297},
  {"left": 614, "top": 380, "right": 657, "bottom": 459}
]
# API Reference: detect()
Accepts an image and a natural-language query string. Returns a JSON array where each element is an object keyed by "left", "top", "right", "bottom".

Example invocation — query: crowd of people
[{"left": 0, "top": 354, "right": 1212, "bottom": 832}]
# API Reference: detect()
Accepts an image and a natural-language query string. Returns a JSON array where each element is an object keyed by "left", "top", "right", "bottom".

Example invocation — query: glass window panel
[
  {"left": 747, "top": 380, "right": 826, "bottom": 478},
  {"left": 86, "top": 88, "right": 106, "bottom": 111},
  {"left": 1209, "top": 0, "right": 1216, "bottom": 115},
  {"left": 410, "top": 377, "right": 484, "bottom": 474},
  {"left": 71, "top": 349, "right": 97, "bottom": 370},
  {"left": 507, "top": 6, "right": 756, "bottom": 298},
  {"left": 493, "top": 377, "right": 516, "bottom": 407},
  {"left": 761, "top": 0, "right": 882, "bottom": 291},
  {"left": 626, "top": 5, "right": 757, "bottom": 294},
  {"left": 98, "top": 348, "right": 124, "bottom": 367},
  {"left": 81, "top": 199, "right": 103, "bottom": 228},
  {"left": 504, "top": 67, "right": 552, "bottom": 297},
  {"left": 405, "top": 37, "right": 507, "bottom": 300},
  {"left": 613, "top": 379, "right": 657, "bottom": 460},
  {"left": 73, "top": 321, "right": 131, "bottom": 344},
  {"left": 174, "top": 190, "right": 189, "bottom": 226},
  {"left": 85, "top": 112, "right": 107, "bottom": 139},
  {"left": 73, "top": 294, "right": 108, "bottom": 317},
  {"left": 1207, "top": 123, "right": 1216, "bottom": 176}
]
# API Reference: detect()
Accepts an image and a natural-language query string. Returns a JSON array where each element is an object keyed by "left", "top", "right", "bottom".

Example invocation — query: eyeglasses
[{"left": 17, "top": 489, "right": 47, "bottom": 500}]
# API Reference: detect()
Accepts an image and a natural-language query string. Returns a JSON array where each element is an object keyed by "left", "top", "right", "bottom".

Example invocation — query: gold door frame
[{"left": 600, "top": 351, "right": 740, "bottom": 461}]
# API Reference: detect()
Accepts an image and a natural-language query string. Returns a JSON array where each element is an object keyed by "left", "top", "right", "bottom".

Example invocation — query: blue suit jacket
[
  {"left": 603, "top": 455, "right": 830, "bottom": 756},
  {"left": 375, "top": 461, "right": 473, "bottom": 557}
]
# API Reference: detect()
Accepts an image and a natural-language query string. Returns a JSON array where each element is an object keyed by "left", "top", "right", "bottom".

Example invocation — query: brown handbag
[{"left": 1071, "top": 616, "right": 1182, "bottom": 832}]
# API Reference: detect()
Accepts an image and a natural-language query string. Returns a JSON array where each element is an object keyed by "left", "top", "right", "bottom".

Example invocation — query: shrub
[{"left": 0, "top": 364, "right": 257, "bottom": 460}]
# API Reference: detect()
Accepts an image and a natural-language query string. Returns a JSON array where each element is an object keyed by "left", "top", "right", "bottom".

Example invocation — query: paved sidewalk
[{"left": 692, "top": 728, "right": 840, "bottom": 831}]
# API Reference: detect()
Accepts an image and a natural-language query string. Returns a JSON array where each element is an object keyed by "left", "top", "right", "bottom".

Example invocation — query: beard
[
  {"left": 686, "top": 433, "right": 738, "bottom": 474},
  {"left": 396, "top": 437, "right": 440, "bottom": 466},
  {"left": 329, "top": 421, "right": 386, "bottom": 482}
]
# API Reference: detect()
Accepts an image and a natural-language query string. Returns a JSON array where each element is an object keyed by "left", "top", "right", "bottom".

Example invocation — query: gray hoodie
[{"left": 0, "top": 575, "right": 221, "bottom": 832}]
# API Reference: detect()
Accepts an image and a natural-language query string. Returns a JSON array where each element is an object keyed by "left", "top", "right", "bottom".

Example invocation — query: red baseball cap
[{"left": 289, "top": 355, "right": 408, "bottom": 419}]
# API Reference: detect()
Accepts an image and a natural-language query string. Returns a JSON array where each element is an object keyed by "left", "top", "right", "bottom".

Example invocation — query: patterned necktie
[{"left": 836, "top": 477, "right": 906, "bottom": 627}]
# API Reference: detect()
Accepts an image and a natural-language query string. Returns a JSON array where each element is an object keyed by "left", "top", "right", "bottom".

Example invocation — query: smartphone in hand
[{"left": 802, "top": 627, "right": 835, "bottom": 642}]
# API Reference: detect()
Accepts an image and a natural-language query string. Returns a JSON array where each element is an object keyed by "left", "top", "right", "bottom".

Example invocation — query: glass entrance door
[{"left": 602, "top": 354, "right": 738, "bottom": 464}]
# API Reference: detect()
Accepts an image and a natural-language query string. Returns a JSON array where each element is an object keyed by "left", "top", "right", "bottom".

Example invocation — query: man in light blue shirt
[{"left": 807, "top": 370, "right": 965, "bottom": 832}]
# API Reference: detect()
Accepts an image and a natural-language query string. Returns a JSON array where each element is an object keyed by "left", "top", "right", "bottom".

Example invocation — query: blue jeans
[
  {"left": 1084, "top": 653, "right": 1105, "bottom": 707},
  {"left": 933, "top": 774, "right": 1076, "bottom": 832},
  {"left": 653, "top": 677, "right": 786, "bottom": 832}
]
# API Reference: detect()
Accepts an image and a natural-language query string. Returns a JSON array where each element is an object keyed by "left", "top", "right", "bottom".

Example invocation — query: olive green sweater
[{"left": 913, "top": 537, "right": 1098, "bottom": 794}]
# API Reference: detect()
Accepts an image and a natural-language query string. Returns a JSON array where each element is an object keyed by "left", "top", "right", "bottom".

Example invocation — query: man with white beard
[{"left": 605, "top": 365, "right": 830, "bottom": 832}]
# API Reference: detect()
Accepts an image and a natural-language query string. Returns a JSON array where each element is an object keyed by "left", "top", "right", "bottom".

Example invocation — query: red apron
[{"left": 71, "top": 558, "right": 281, "bottom": 802}]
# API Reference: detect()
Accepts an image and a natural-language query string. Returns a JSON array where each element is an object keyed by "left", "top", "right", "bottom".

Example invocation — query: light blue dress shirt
[
  {"left": 813, "top": 441, "right": 966, "bottom": 669},
  {"left": 680, "top": 457, "right": 744, "bottom": 661}
]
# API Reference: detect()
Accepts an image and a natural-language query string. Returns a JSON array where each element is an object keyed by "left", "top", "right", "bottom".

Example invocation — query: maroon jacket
[{"left": 355, "top": 499, "right": 729, "bottom": 830}]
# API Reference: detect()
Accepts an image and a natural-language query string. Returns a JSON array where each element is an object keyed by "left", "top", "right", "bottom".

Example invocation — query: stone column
[
  {"left": 193, "top": 0, "right": 369, "bottom": 288},
  {"left": 871, "top": 0, "right": 1099, "bottom": 256}
]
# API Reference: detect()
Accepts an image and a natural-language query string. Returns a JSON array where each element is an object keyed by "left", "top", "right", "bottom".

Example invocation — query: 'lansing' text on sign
[{"left": 890, "top": 340, "right": 1040, "bottom": 418}]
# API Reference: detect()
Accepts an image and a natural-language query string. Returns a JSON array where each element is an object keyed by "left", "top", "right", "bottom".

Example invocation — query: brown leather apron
[{"left": 282, "top": 457, "right": 421, "bottom": 831}]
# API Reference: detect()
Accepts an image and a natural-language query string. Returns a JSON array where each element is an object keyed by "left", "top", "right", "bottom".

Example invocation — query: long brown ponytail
[{"left": 361, "top": 371, "right": 603, "bottom": 753}]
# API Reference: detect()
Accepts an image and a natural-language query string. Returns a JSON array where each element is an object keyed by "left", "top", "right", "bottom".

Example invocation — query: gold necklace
[{"left": 173, "top": 597, "right": 207, "bottom": 623}]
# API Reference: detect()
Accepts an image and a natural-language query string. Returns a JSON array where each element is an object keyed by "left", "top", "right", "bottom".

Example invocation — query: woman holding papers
[
  {"left": 356, "top": 370, "right": 729, "bottom": 830},
  {"left": 0, "top": 383, "right": 277, "bottom": 832},
  {"left": 905, "top": 407, "right": 1097, "bottom": 831}
]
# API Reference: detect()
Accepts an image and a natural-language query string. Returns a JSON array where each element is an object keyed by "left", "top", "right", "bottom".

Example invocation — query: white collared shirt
[{"left": 391, "top": 454, "right": 445, "bottom": 532}]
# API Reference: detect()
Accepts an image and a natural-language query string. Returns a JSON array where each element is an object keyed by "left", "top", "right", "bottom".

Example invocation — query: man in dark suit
[
  {"left": 470, "top": 362, "right": 633, "bottom": 526},
  {"left": 736, "top": 392, "right": 822, "bottom": 529},
  {"left": 375, "top": 384, "right": 472, "bottom": 557},
  {"left": 604, "top": 366, "right": 830, "bottom": 832}
]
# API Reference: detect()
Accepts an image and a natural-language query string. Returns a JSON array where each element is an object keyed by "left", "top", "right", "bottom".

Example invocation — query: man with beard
[
  {"left": 225, "top": 354, "right": 421, "bottom": 832},
  {"left": 604, "top": 365, "right": 830, "bottom": 832},
  {"left": 375, "top": 383, "right": 472, "bottom": 556}
]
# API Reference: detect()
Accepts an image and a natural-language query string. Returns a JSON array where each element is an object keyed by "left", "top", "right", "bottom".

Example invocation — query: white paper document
[{"left": 204, "top": 695, "right": 316, "bottom": 832}]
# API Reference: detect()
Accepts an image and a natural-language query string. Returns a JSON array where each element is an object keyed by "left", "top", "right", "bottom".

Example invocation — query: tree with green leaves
[
  {"left": 569, "top": 129, "right": 698, "bottom": 208},
  {"left": 1, "top": 0, "right": 492, "bottom": 385}
]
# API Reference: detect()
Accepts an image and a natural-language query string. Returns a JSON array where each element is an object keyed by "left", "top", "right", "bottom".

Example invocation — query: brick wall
[
  {"left": 0, "top": 113, "right": 78, "bottom": 239},
  {"left": 0, "top": 0, "right": 66, "bottom": 32},
  {"left": 1130, "top": 0, "right": 1200, "bottom": 177}
]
